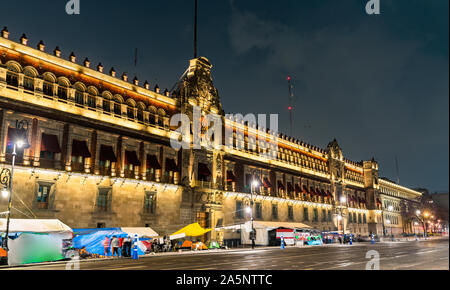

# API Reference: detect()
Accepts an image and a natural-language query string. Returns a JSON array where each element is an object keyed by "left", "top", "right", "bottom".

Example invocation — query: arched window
[
  {"left": 87, "top": 87, "right": 98, "bottom": 109},
  {"left": 148, "top": 106, "right": 157, "bottom": 124},
  {"left": 6, "top": 63, "right": 20, "bottom": 87},
  {"left": 23, "top": 67, "right": 37, "bottom": 91},
  {"left": 57, "top": 78, "right": 70, "bottom": 101},
  {"left": 102, "top": 91, "right": 112, "bottom": 113},
  {"left": 113, "top": 95, "right": 123, "bottom": 116},
  {"left": 157, "top": 108, "right": 166, "bottom": 127},
  {"left": 137, "top": 102, "right": 145, "bottom": 123},
  {"left": 74, "top": 83, "right": 86, "bottom": 106},
  {"left": 42, "top": 73, "right": 56, "bottom": 97},
  {"left": 126, "top": 99, "right": 136, "bottom": 120}
]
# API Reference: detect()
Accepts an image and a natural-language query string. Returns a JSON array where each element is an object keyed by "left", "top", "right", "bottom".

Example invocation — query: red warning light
[
  {"left": 287, "top": 76, "right": 291, "bottom": 81},
  {"left": 288, "top": 106, "right": 292, "bottom": 110}
]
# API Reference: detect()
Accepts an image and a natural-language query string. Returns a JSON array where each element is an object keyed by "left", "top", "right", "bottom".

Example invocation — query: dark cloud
[{"left": 225, "top": 1, "right": 448, "bottom": 192}]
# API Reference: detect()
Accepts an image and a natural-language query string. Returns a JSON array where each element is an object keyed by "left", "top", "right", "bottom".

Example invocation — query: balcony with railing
[
  {"left": 2, "top": 71, "right": 172, "bottom": 135},
  {"left": 194, "top": 180, "right": 216, "bottom": 189}
]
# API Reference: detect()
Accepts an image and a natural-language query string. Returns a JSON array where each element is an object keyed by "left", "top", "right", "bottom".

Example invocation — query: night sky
[{"left": 1, "top": 0, "right": 448, "bottom": 192}]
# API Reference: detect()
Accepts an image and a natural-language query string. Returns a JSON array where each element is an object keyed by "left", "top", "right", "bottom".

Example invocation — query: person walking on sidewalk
[
  {"left": 111, "top": 236, "right": 120, "bottom": 258},
  {"left": 123, "top": 236, "right": 132, "bottom": 257},
  {"left": 118, "top": 236, "right": 124, "bottom": 257},
  {"left": 104, "top": 236, "right": 110, "bottom": 257}
]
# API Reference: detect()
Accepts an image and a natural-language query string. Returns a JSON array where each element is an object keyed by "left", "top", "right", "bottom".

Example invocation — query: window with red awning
[
  {"left": 146, "top": 154, "right": 161, "bottom": 169},
  {"left": 263, "top": 177, "right": 272, "bottom": 188},
  {"left": 302, "top": 185, "right": 309, "bottom": 194},
  {"left": 99, "top": 145, "right": 117, "bottom": 162},
  {"left": 41, "top": 133, "right": 61, "bottom": 153},
  {"left": 198, "top": 162, "right": 211, "bottom": 177},
  {"left": 165, "top": 158, "right": 179, "bottom": 172},
  {"left": 287, "top": 182, "right": 294, "bottom": 192},
  {"left": 72, "top": 140, "right": 91, "bottom": 157},
  {"left": 327, "top": 190, "right": 333, "bottom": 198},
  {"left": 226, "top": 170, "right": 236, "bottom": 182},
  {"left": 125, "top": 150, "right": 141, "bottom": 166}
]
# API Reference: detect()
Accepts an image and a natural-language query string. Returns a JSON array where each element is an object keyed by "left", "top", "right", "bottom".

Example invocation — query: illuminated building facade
[{"left": 0, "top": 29, "right": 422, "bottom": 242}]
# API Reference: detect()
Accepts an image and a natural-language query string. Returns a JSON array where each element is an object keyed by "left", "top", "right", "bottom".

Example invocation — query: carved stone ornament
[
  {"left": 175, "top": 57, "right": 224, "bottom": 115},
  {"left": 327, "top": 138, "right": 343, "bottom": 160}
]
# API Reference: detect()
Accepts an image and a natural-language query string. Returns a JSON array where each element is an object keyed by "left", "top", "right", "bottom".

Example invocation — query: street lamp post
[
  {"left": 415, "top": 210, "right": 429, "bottom": 239},
  {"left": 386, "top": 219, "right": 393, "bottom": 241},
  {"left": 249, "top": 179, "right": 258, "bottom": 249},
  {"left": 387, "top": 205, "right": 394, "bottom": 241},
  {"left": 414, "top": 221, "right": 419, "bottom": 240},
  {"left": 335, "top": 195, "right": 346, "bottom": 242},
  {"left": 0, "top": 119, "right": 30, "bottom": 264}
]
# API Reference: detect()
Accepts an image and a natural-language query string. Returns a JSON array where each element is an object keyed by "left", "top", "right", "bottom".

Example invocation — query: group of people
[{"left": 103, "top": 236, "right": 133, "bottom": 258}]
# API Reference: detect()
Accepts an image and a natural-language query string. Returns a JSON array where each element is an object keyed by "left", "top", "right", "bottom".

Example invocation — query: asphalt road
[{"left": 4, "top": 237, "right": 449, "bottom": 270}]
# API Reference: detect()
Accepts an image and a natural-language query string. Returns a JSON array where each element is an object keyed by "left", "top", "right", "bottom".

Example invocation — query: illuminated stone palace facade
[{"left": 0, "top": 29, "right": 422, "bottom": 242}]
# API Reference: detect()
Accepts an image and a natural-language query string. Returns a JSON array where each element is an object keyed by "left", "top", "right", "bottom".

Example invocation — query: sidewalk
[
  {"left": 0, "top": 243, "right": 374, "bottom": 269},
  {"left": 1, "top": 236, "right": 447, "bottom": 269}
]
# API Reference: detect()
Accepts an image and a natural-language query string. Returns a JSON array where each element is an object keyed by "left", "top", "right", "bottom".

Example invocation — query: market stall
[
  {"left": 170, "top": 223, "right": 211, "bottom": 251},
  {"left": 0, "top": 219, "right": 73, "bottom": 266}
]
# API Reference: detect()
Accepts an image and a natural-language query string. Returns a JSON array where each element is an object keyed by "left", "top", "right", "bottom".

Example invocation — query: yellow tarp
[{"left": 171, "top": 223, "right": 211, "bottom": 237}]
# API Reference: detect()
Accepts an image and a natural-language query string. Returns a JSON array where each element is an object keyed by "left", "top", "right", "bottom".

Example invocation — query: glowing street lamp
[
  {"left": 249, "top": 178, "right": 259, "bottom": 249},
  {"left": 15, "top": 139, "right": 25, "bottom": 149},
  {"left": 0, "top": 119, "right": 30, "bottom": 264},
  {"left": 386, "top": 219, "right": 393, "bottom": 240},
  {"left": 1, "top": 188, "right": 8, "bottom": 199}
]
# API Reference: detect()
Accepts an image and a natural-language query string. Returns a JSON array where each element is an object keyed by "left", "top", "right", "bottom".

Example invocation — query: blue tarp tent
[{"left": 73, "top": 228, "right": 146, "bottom": 256}]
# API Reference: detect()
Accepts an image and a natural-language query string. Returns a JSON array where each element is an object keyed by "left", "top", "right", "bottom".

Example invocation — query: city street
[{"left": 3, "top": 237, "right": 448, "bottom": 270}]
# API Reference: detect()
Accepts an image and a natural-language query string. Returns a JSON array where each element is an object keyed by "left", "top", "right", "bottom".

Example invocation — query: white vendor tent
[
  {"left": 121, "top": 227, "right": 159, "bottom": 237},
  {"left": 0, "top": 219, "right": 73, "bottom": 266},
  {"left": 0, "top": 219, "right": 72, "bottom": 233}
]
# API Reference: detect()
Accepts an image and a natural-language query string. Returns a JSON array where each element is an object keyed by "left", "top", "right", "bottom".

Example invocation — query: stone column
[
  {"left": 116, "top": 135, "right": 122, "bottom": 176},
  {"left": 61, "top": 124, "right": 70, "bottom": 171},
  {"left": 89, "top": 130, "right": 97, "bottom": 174},
  {"left": 28, "top": 118, "right": 39, "bottom": 166},
  {"left": 139, "top": 141, "right": 145, "bottom": 179},
  {"left": 159, "top": 145, "right": 164, "bottom": 182},
  {"left": 0, "top": 109, "right": 4, "bottom": 162}
]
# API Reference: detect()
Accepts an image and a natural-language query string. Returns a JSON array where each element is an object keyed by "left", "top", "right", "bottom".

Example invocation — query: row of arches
[{"left": 3, "top": 60, "right": 168, "bottom": 126}]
